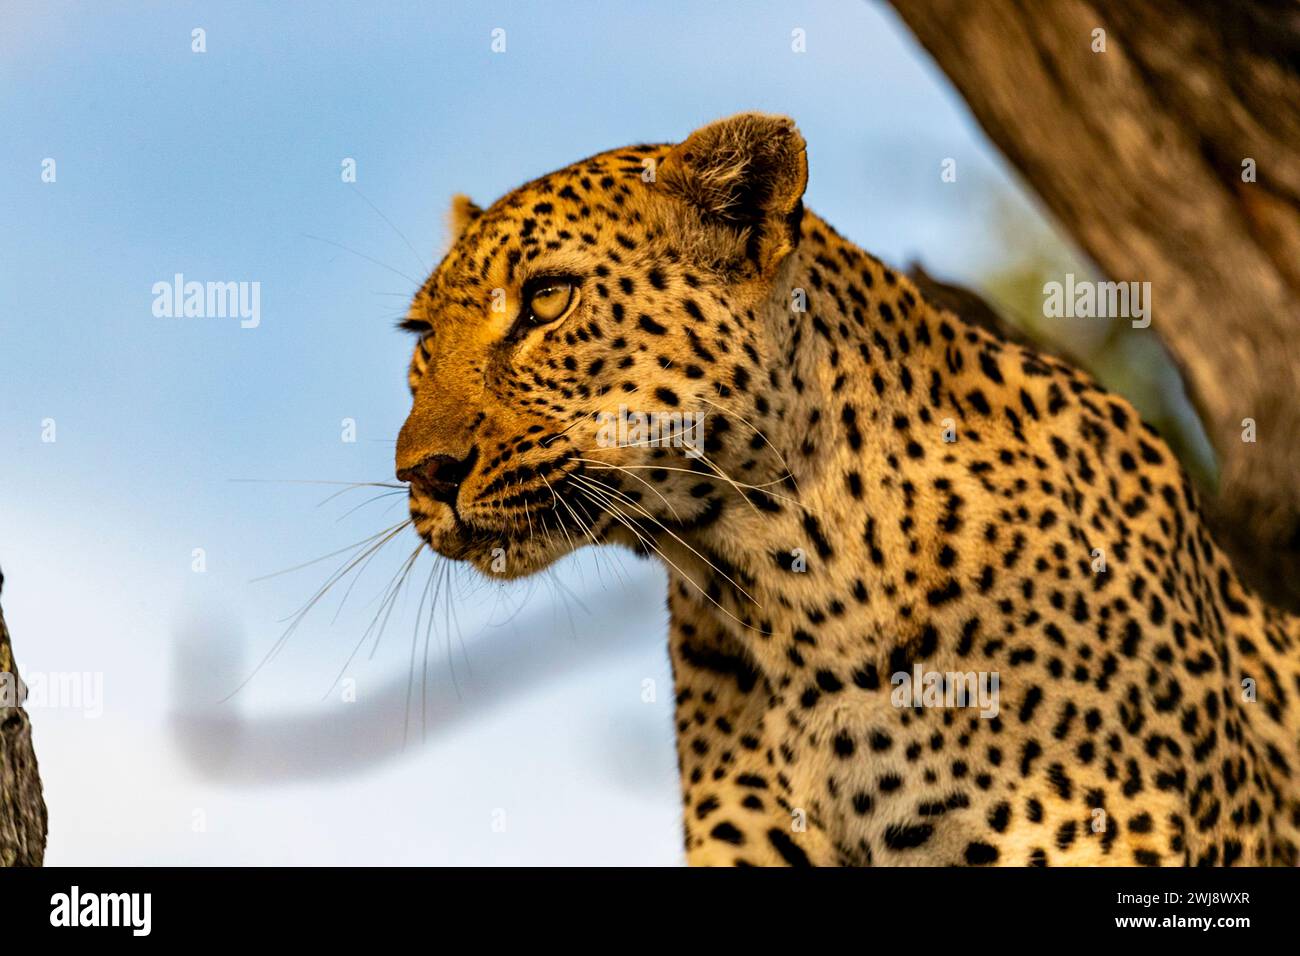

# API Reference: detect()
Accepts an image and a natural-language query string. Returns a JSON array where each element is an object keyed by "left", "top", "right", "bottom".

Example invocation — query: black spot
[
  {"left": 710, "top": 822, "right": 745, "bottom": 845},
  {"left": 1018, "top": 686, "right": 1044, "bottom": 723},
  {"left": 816, "top": 670, "right": 844, "bottom": 693},
  {"left": 978, "top": 351, "right": 1004, "bottom": 384},
  {"left": 926, "top": 579, "right": 962, "bottom": 606},
  {"left": 852, "top": 664, "right": 880, "bottom": 690},
  {"left": 1019, "top": 739, "right": 1043, "bottom": 776},
  {"left": 1055, "top": 820, "right": 1077, "bottom": 849},
  {"left": 767, "top": 828, "right": 812, "bottom": 866},
  {"left": 964, "top": 841, "right": 999, "bottom": 865},
  {"left": 884, "top": 823, "right": 934, "bottom": 850},
  {"left": 638, "top": 314, "right": 667, "bottom": 335}
]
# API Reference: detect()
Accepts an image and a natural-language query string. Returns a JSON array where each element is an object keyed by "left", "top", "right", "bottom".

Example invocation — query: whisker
[
  {"left": 321, "top": 542, "right": 424, "bottom": 699},
  {"left": 563, "top": 481, "right": 629, "bottom": 590},
  {"left": 328, "top": 521, "right": 420, "bottom": 625},
  {"left": 404, "top": 559, "right": 438, "bottom": 747},
  {"left": 346, "top": 183, "right": 429, "bottom": 276},
  {"left": 223, "top": 518, "right": 414, "bottom": 700},
  {"left": 424, "top": 559, "right": 454, "bottom": 741},
  {"left": 335, "top": 489, "right": 410, "bottom": 522},
  {"left": 230, "top": 479, "right": 406, "bottom": 487},
  {"left": 564, "top": 456, "right": 681, "bottom": 520},
  {"left": 540, "top": 412, "right": 590, "bottom": 447},
  {"left": 230, "top": 478, "right": 407, "bottom": 515},
  {"left": 250, "top": 518, "right": 412, "bottom": 583},
  {"left": 539, "top": 475, "right": 583, "bottom": 559},
  {"left": 542, "top": 474, "right": 608, "bottom": 571},
  {"left": 301, "top": 233, "right": 422, "bottom": 287},
  {"left": 571, "top": 473, "right": 764, "bottom": 630},
  {"left": 278, "top": 533, "right": 410, "bottom": 632},
  {"left": 695, "top": 393, "right": 800, "bottom": 494},
  {"left": 572, "top": 476, "right": 762, "bottom": 634},
  {"left": 573, "top": 458, "right": 806, "bottom": 507}
]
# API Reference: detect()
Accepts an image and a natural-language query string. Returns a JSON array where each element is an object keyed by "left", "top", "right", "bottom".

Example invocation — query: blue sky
[{"left": 0, "top": 0, "right": 1043, "bottom": 863}]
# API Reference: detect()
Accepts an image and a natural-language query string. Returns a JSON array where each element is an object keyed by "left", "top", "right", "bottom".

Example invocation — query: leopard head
[{"left": 395, "top": 113, "right": 808, "bottom": 577}]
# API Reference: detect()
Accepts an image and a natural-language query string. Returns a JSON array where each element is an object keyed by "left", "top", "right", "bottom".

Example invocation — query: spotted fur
[{"left": 396, "top": 114, "right": 1300, "bottom": 866}]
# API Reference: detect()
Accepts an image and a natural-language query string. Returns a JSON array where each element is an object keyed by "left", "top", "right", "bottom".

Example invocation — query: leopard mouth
[
  {"left": 429, "top": 514, "right": 504, "bottom": 562},
  {"left": 412, "top": 467, "right": 620, "bottom": 570}
]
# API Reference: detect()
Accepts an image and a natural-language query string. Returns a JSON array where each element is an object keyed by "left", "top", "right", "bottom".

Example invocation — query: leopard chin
[{"left": 413, "top": 501, "right": 609, "bottom": 580}]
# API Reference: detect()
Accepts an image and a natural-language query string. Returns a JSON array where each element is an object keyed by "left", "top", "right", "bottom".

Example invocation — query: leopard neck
[{"left": 662, "top": 213, "right": 941, "bottom": 673}]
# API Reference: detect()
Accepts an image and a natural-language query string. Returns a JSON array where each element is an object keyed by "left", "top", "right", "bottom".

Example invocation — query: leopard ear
[
  {"left": 447, "top": 193, "right": 483, "bottom": 240},
  {"left": 658, "top": 113, "right": 808, "bottom": 276}
]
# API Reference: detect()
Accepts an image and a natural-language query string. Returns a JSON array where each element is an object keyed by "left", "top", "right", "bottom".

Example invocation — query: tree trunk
[
  {"left": 888, "top": 0, "right": 1300, "bottom": 611},
  {"left": 0, "top": 574, "right": 47, "bottom": 867}
]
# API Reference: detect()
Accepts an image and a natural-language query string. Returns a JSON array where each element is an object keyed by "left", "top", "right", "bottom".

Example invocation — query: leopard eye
[{"left": 526, "top": 281, "right": 577, "bottom": 324}]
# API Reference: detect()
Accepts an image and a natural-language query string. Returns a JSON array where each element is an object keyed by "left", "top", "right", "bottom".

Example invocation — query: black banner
[{"left": 0, "top": 866, "right": 1289, "bottom": 941}]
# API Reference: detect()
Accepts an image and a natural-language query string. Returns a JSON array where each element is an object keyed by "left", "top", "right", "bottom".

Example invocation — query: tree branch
[
  {"left": 0, "top": 572, "right": 48, "bottom": 867},
  {"left": 889, "top": 0, "right": 1300, "bottom": 609}
]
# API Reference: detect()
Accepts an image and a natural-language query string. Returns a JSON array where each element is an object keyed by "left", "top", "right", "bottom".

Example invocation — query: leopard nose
[{"left": 397, "top": 448, "right": 478, "bottom": 504}]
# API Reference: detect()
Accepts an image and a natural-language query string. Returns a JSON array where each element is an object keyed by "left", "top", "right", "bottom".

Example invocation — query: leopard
[{"left": 394, "top": 113, "right": 1300, "bottom": 866}]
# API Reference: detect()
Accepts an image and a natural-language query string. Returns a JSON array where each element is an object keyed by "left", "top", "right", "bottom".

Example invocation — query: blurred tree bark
[
  {"left": 0, "top": 574, "right": 47, "bottom": 866},
  {"left": 888, "top": 0, "right": 1300, "bottom": 611}
]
